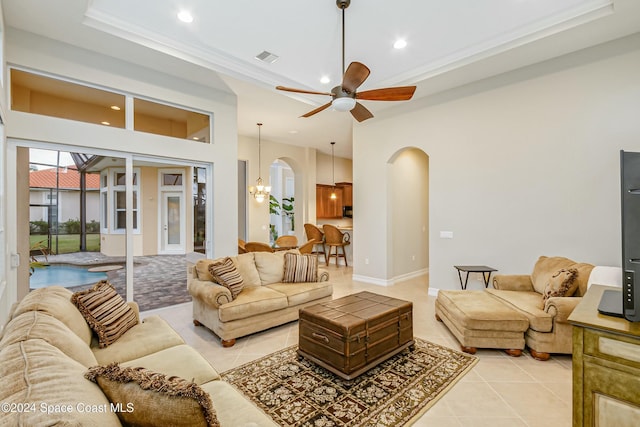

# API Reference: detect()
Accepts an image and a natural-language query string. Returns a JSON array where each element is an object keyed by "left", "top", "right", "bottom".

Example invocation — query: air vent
[{"left": 254, "top": 51, "right": 279, "bottom": 64}]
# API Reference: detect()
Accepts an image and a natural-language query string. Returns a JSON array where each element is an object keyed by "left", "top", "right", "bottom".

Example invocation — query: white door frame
[{"left": 158, "top": 169, "right": 186, "bottom": 255}]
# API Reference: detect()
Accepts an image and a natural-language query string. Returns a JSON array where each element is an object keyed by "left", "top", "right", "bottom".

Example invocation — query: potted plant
[{"left": 282, "top": 196, "right": 294, "bottom": 231}]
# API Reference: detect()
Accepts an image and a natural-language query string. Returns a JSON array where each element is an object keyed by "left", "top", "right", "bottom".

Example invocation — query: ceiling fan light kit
[
  {"left": 275, "top": 0, "right": 416, "bottom": 122},
  {"left": 332, "top": 96, "right": 356, "bottom": 112}
]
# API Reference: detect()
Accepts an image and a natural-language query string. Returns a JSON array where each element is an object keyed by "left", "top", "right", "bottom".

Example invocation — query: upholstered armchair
[{"left": 489, "top": 256, "right": 596, "bottom": 360}]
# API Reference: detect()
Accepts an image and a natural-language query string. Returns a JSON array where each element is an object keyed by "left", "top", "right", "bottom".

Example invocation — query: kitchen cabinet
[
  {"left": 339, "top": 182, "right": 353, "bottom": 206},
  {"left": 569, "top": 285, "right": 640, "bottom": 426},
  {"left": 316, "top": 184, "right": 343, "bottom": 218}
]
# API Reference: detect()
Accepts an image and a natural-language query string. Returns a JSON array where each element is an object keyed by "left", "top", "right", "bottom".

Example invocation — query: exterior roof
[{"left": 29, "top": 167, "right": 100, "bottom": 190}]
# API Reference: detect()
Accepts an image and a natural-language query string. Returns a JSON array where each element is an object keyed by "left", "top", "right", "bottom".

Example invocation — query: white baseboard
[
  {"left": 352, "top": 268, "right": 429, "bottom": 287},
  {"left": 351, "top": 275, "right": 393, "bottom": 286},
  {"left": 427, "top": 287, "right": 440, "bottom": 297}
]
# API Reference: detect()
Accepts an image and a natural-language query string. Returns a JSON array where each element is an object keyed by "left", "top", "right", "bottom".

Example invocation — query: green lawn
[{"left": 30, "top": 234, "right": 101, "bottom": 254}]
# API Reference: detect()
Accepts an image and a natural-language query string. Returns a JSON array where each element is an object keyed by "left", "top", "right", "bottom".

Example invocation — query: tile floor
[{"left": 142, "top": 264, "right": 573, "bottom": 427}]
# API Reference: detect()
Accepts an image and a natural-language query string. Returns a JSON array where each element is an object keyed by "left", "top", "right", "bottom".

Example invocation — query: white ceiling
[{"left": 3, "top": 0, "right": 640, "bottom": 158}]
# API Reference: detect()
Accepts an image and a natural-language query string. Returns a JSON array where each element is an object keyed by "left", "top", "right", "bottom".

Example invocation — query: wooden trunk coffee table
[{"left": 298, "top": 291, "right": 414, "bottom": 380}]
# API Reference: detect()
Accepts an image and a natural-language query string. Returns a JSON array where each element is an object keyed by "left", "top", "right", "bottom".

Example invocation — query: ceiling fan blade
[
  {"left": 357, "top": 86, "right": 416, "bottom": 101},
  {"left": 342, "top": 62, "right": 371, "bottom": 93},
  {"left": 301, "top": 102, "right": 333, "bottom": 118},
  {"left": 350, "top": 102, "right": 374, "bottom": 122},
  {"left": 276, "top": 86, "right": 333, "bottom": 96}
]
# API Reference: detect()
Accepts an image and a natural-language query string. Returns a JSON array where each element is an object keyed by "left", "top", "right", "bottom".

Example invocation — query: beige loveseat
[
  {"left": 0, "top": 286, "right": 276, "bottom": 426},
  {"left": 188, "top": 250, "right": 333, "bottom": 347}
]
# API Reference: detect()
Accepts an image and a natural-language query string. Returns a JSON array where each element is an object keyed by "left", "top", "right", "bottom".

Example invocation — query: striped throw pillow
[
  {"left": 208, "top": 257, "right": 244, "bottom": 300},
  {"left": 283, "top": 253, "right": 318, "bottom": 283},
  {"left": 71, "top": 280, "right": 138, "bottom": 348}
]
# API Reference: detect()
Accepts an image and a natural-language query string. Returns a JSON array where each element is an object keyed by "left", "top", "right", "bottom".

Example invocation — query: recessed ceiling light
[
  {"left": 101, "top": 121, "right": 111, "bottom": 126},
  {"left": 320, "top": 76, "right": 331, "bottom": 84},
  {"left": 177, "top": 10, "right": 194, "bottom": 23},
  {"left": 288, "top": 130, "right": 299, "bottom": 134},
  {"left": 393, "top": 39, "right": 407, "bottom": 49},
  {"left": 110, "top": 105, "right": 121, "bottom": 111}
]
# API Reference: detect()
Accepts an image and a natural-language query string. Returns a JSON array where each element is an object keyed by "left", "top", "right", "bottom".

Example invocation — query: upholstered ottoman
[{"left": 435, "top": 290, "right": 529, "bottom": 356}]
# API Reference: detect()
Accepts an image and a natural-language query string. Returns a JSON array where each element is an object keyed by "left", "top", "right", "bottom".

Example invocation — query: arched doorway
[
  {"left": 269, "top": 159, "right": 295, "bottom": 244},
  {"left": 388, "top": 147, "right": 429, "bottom": 280}
]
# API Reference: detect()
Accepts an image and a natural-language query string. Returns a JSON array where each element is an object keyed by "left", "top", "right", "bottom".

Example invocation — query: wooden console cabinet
[{"left": 569, "top": 285, "right": 640, "bottom": 426}]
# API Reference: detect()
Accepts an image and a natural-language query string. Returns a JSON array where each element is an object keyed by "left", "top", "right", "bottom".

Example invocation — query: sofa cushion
[
  {"left": 11, "top": 285, "right": 93, "bottom": 345},
  {"left": 201, "top": 380, "right": 278, "bottom": 426},
  {"left": 530, "top": 256, "right": 594, "bottom": 296},
  {"left": 91, "top": 315, "right": 185, "bottom": 365},
  {"left": 234, "top": 252, "right": 262, "bottom": 287},
  {"left": 543, "top": 268, "right": 579, "bottom": 302},
  {"left": 196, "top": 258, "right": 218, "bottom": 282},
  {"left": 208, "top": 257, "right": 244, "bottom": 299},
  {"left": 530, "top": 256, "right": 577, "bottom": 294},
  {"left": 283, "top": 253, "right": 318, "bottom": 283},
  {"left": 0, "top": 339, "right": 121, "bottom": 426},
  {"left": 253, "top": 251, "right": 288, "bottom": 285},
  {"left": 196, "top": 254, "right": 261, "bottom": 288},
  {"left": 218, "top": 286, "right": 288, "bottom": 322},
  {"left": 71, "top": 280, "right": 139, "bottom": 348},
  {"left": 122, "top": 344, "right": 221, "bottom": 385},
  {"left": 266, "top": 281, "right": 333, "bottom": 307},
  {"left": 85, "top": 363, "right": 220, "bottom": 427},
  {"left": 0, "top": 311, "right": 98, "bottom": 367},
  {"left": 487, "top": 289, "right": 554, "bottom": 333}
]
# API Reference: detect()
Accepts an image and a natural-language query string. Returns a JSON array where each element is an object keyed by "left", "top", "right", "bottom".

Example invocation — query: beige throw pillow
[
  {"left": 71, "top": 280, "right": 138, "bottom": 348},
  {"left": 283, "top": 253, "right": 318, "bottom": 283},
  {"left": 208, "top": 257, "right": 244, "bottom": 299},
  {"left": 85, "top": 363, "right": 220, "bottom": 427},
  {"left": 543, "top": 268, "right": 579, "bottom": 302}
]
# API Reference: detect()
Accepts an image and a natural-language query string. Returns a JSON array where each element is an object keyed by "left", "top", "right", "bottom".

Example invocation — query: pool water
[{"left": 30, "top": 265, "right": 108, "bottom": 289}]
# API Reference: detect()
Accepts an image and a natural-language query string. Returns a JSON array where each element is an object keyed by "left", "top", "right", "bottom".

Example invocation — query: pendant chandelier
[
  {"left": 330, "top": 142, "right": 337, "bottom": 200},
  {"left": 248, "top": 123, "right": 271, "bottom": 203}
]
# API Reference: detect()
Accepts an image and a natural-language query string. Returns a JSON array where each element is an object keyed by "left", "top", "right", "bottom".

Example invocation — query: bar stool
[
  {"left": 304, "top": 223, "right": 326, "bottom": 258},
  {"left": 322, "top": 224, "right": 350, "bottom": 267}
]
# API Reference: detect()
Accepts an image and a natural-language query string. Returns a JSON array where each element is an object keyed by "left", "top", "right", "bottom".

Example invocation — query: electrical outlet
[
  {"left": 365, "top": 258, "right": 370, "bottom": 265},
  {"left": 411, "top": 255, "right": 416, "bottom": 261}
]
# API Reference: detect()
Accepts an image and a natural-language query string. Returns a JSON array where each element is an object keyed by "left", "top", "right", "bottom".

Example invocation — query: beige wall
[
  {"left": 16, "top": 148, "right": 30, "bottom": 300},
  {"left": 354, "top": 34, "right": 640, "bottom": 289},
  {"left": 389, "top": 148, "right": 429, "bottom": 279},
  {"left": 316, "top": 152, "right": 352, "bottom": 185},
  {"left": 239, "top": 134, "right": 317, "bottom": 245}
]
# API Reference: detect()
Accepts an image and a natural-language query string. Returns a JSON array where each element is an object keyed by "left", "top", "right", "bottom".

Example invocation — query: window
[
  {"left": 11, "top": 69, "right": 126, "bottom": 128},
  {"left": 134, "top": 98, "right": 210, "bottom": 142},
  {"left": 10, "top": 69, "right": 212, "bottom": 143},
  {"left": 100, "top": 168, "right": 140, "bottom": 233}
]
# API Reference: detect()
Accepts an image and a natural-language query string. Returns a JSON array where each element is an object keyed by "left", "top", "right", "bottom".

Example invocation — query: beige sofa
[
  {"left": 187, "top": 250, "right": 333, "bottom": 347},
  {"left": 0, "top": 286, "right": 276, "bottom": 426}
]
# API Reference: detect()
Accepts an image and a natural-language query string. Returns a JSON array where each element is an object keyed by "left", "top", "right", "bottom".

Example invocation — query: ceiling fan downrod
[{"left": 337, "top": 0, "right": 351, "bottom": 77}]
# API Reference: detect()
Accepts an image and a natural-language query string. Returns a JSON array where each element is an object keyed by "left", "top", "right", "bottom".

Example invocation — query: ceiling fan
[{"left": 276, "top": 0, "right": 416, "bottom": 122}]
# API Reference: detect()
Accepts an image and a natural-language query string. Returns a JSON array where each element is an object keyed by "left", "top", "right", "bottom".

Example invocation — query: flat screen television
[{"left": 600, "top": 150, "right": 640, "bottom": 321}]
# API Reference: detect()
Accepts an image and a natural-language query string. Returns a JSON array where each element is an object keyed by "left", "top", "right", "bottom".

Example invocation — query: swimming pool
[{"left": 29, "top": 265, "right": 108, "bottom": 289}]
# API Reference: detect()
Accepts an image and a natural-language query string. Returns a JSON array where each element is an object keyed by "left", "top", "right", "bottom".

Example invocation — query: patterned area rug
[{"left": 221, "top": 337, "right": 477, "bottom": 426}]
